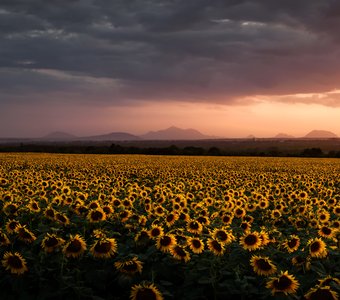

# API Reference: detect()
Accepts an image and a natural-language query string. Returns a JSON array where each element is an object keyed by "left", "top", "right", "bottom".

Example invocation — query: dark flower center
[
  {"left": 310, "top": 242, "right": 321, "bottom": 252},
  {"left": 211, "top": 240, "right": 222, "bottom": 252},
  {"left": 321, "top": 227, "right": 332, "bottom": 235},
  {"left": 8, "top": 255, "right": 24, "bottom": 269},
  {"left": 308, "top": 288, "right": 335, "bottom": 300},
  {"left": 273, "top": 275, "right": 293, "bottom": 290},
  {"left": 189, "top": 222, "right": 199, "bottom": 230},
  {"left": 151, "top": 228, "right": 161, "bottom": 237},
  {"left": 91, "top": 211, "right": 103, "bottom": 221},
  {"left": 288, "top": 238, "right": 298, "bottom": 248},
  {"left": 216, "top": 231, "right": 228, "bottom": 241},
  {"left": 94, "top": 241, "right": 111, "bottom": 253},
  {"left": 136, "top": 288, "right": 157, "bottom": 300},
  {"left": 191, "top": 239, "right": 202, "bottom": 249},
  {"left": 67, "top": 239, "right": 82, "bottom": 253},
  {"left": 256, "top": 259, "right": 272, "bottom": 271},
  {"left": 174, "top": 246, "right": 187, "bottom": 257},
  {"left": 160, "top": 236, "right": 172, "bottom": 246},
  {"left": 45, "top": 236, "right": 58, "bottom": 247},
  {"left": 244, "top": 234, "right": 257, "bottom": 246}
]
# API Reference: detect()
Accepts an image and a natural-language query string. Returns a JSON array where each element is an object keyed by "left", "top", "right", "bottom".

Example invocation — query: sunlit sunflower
[
  {"left": 234, "top": 207, "right": 246, "bottom": 218},
  {"left": 239, "top": 232, "right": 262, "bottom": 251},
  {"left": 186, "top": 220, "right": 203, "bottom": 235},
  {"left": 170, "top": 245, "right": 191, "bottom": 262},
  {"left": 87, "top": 207, "right": 106, "bottom": 223},
  {"left": 27, "top": 200, "right": 41, "bottom": 213},
  {"left": 211, "top": 228, "right": 234, "bottom": 245},
  {"left": 2, "top": 252, "right": 28, "bottom": 275},
  {"left": 15, "top": 225, "right": 36, "bottom": 244},
  {"left": 259, "top": 230, "right": 270, "bottom": 247},
  {"left": 148, "top": 225, "right": 164, "bottom": 239},
  {"left": 90, "top": 238, "right": 117, "bottom": 259},
  {"left": 156, "top": 234, "right": 177, "bottom": 252},
  {"left": 130, "top": 282, "right": 163, "bottom": 300},
  {"left": 63, "top": 234, "right": 87, "bottom": 258},
  {"left": 221, "top": 213, "right": 233, "bottom": 225},
  {"left": 3, "top": 202, "right": 19, "bottom": 216},
  {"left": 41, "top": 233, "right": 65, "bottom": 253},
  {"left": 333, "top": 205, "right": 340, "bottom": 216},
  {"left": 44, "top": 206, "right": 56, "bottom": 220},
  {"left": 308, "top": 238, "right": 328, "bottom": 258},
  {"left": 266, "top": 271, "right": 299, "bottom": 295},
  {"left": 115, "top": 256, "right": 143, "bottom": 275},
  {"left": 304, "top": 285, "right": 338, "bottom": 300},
  {"left": 318, "top": 210, "right": 330, "bottom": 223},
  {"left": 318, "top": 226, "right": 336, "bottom": 239},
  {"left": 165, "top": 212, "right": 179, "bottom": 227},
  {"left": 250, "top": 255, "right": 277, "bottom": 276},
  {"left": 282, "top": 235, "right": 300, "bottom": 253},
  {"left": 207, "top": 238, "right": 225, "bottom": 256},
  {"left": 188, "top": 237, "right": 205, "bottom": 254}
]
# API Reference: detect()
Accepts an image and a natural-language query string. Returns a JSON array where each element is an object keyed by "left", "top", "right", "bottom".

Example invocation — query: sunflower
[
  {"left": 188, "top": 237, "right": 205, "bottom": 254},
  {"left": 186, "top": 220, "right": 203, "bottom": 235},
  {"left": 148, "top": 225, "right": 164, "bottom": 240},
  {"left": 207, "top": 238, "right": 225, "bottom": 256},
  {"left": 318, "top": 210, "right": 330, "bottom": 223},
  {"left": 282, "top": 235, "right": 300, "bottom": 253},
  {"left": 87, "top": 208, "right": 106, "bottom": 223},
  {"left": 156, "top": 234, "right": 177, "bottom": 252},
  {"left": 55, "top": 212, "right": 70, "bottom": 225},
  {"left": 170, "top": 245, "right": 191, "bottom": 262},
  {"left": 3, "top": 202, "right": 19, "bottom": 216},
  {"left": 165, "top": 212, "right": 179, "bottom": 227},
  {"left": 304, "top": 286, "right": 338, "bottom": 300},
  {"left": 0, "top": 231, "right": 11, "bottom": 246},
  {"left": 27, "top": 200, "right": 41, "bottom": 213},
  {"left": 291, "top": 255, "right": 311, "bottom": 270},
  {"left": 15, "top": 225, "right": 36, "bottom": 244},
  {"left": 318, "top": 275, "right": 340, "bottom": 287},
  {"left": 130, "top": 282, "right": 163, "bottom": 300},
  {"left": 115, "top": 256, "right": 143, "bottom": 275},
  {"left": 2, "top": 252, "right": 28, "bottom": 275},
  {"left": 266, "top": 271, "right": 299, "bottom": 295},
  {"left": 250, "top": 255, "right": 277, "bottom": 276},
  {"left": 44, "top": 206, "right": 56, "bottom": 220},
  {"left": 308, "top": 238, "right": 328, "bottom": 258},
  {"left": 90, "top": 238, "right": 117, "bottom": 259},
  {"left": 63, "top": 234, "right": 87, "bottom": 258},
  {"left": 41, "top": 233, "right": 65, "bottom": 253},
  {"left": 211, "top": 228, "right": 234, "bottom": 245},
  {"left": 239, "top": 232, "right": 262, "bottom": 251},
  {"left": 318, "top": 226, "right": 336, "bottom": 239},
  {"left": 234, "top": 207, "right": 246, "bottom": 218}
]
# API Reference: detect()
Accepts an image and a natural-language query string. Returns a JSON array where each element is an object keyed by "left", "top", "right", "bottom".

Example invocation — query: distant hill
[
  {"left": 304, "top": 130, "right": 338, "bottom": 139},
  {"left": 82, "top": 132, "right": 140, "bottom": 141},
  {"left": 274, "top": 133, "right": 295, "bottom": 139},
  {"left": 140, "top": 126, "right": 213, "bottom": 140},
  {"left": 42, "top": 131, "right": 77, "bottom": 141}
]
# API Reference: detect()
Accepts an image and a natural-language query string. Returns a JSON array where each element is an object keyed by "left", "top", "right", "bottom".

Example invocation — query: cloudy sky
[{"left": 1, "top": 0, "right": 340, "bottom": 138}]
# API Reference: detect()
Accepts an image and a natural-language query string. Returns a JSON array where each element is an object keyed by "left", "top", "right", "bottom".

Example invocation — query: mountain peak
[
  {"left": 141, "top": 126, "right": 213, "bottom": 140},
  {"left": 304, "top": 130, "right": 338, "bottom": 139}
]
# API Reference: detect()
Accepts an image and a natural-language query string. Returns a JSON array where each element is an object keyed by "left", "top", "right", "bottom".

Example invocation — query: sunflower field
[{"left": 0, "top": 153, "right": 339, "bottom": 300}]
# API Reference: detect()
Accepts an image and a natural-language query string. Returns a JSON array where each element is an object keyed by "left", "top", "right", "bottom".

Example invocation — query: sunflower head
[
  {"left": 2, "top": 252, "right": 28, "bottom": 275},
  {"left": 130, "top": 282, "right": 163, "bottom": 300},
  {"left": 63, "top": 234, "right": 87, "bottom": 258},
  {"left": 188, "top": 237, "right": 205, "bottom": 254},
  {"left": 156, "top": 234, "right": 177, "bottom": 252},
  {"left": 90, "top": 238, "right": 117, "bottom": 259},
  {"left": 308, "top": 238, "right": 328, "bottom": 258},
  {"left": 115, "top": 256, "right": 143, "bottom": 276},
  {"left": 250, "top": 255, "right": 277, "bottom": 276},
  {"left": 304, "top": 285, "right": 338, "bottom": 300},
  {"left": 266, "top": 271, "right": 300, "bottom": 295}
]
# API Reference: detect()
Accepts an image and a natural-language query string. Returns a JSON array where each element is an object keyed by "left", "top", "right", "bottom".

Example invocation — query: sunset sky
[{"left": 1, "top": 0, "right": 340, "bottom": 138}]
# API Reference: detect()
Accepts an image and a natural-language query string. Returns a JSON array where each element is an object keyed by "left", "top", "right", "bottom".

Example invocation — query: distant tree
[{"left": 301, "top": 148, "right": 323, "bottom": 157}]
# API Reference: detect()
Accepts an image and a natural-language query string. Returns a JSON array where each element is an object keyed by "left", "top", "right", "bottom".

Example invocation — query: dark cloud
[{"left": 1, "top": 0, "right": 340, "bottom": 107}]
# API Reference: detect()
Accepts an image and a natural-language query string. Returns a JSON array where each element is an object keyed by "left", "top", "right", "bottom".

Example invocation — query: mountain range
[{"left": 0, "top": 127, "right": 338, "bottom": 142}]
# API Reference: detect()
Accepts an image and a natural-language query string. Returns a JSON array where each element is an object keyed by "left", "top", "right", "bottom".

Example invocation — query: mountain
[
  {"left": 82, "top": 132, "right": 140, "bottom": 141},
  {"left": 304, "top": 130, "right": 338, "bottom": 139},
  {"left": 140, "top": 126, "right": 213, "bottom": 140},
  {"left": 274, "top": 133, "right": 295, "bottom": 139},
  {"left": 42, "top": 131, "right": 77, "bottom": 141}
]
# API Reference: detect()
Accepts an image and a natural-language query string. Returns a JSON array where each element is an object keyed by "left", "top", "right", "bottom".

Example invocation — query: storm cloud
[{"left": 1, "top": 0, "right": 340, "bottom": 106}]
